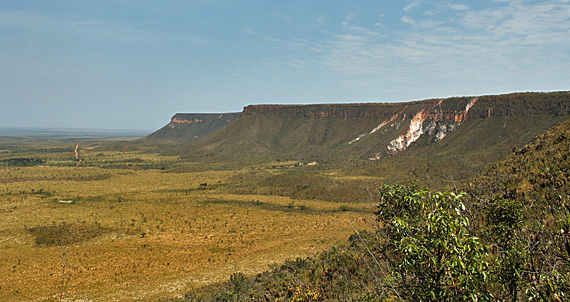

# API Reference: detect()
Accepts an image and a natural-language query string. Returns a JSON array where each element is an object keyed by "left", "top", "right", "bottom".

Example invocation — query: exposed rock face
[
  {"left": 381, "top": 98, "right": 479, "bottom": 155},
  {"left": 341, "top": 98, "right": 481, "bottom": 159}
]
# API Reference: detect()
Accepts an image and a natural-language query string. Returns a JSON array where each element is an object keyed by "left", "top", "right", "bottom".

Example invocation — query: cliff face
[
  {"left": 242, "top": 103, "right": 400, "bottom": 119},
  {"left": 157, "top": 92, "right": 570, "bottom": 170},
  {"left": 144, "top": 113, "right": 240, "bottom": 141}
]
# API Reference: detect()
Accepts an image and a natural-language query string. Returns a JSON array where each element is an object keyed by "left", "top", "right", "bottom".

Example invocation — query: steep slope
[
  {"left": 462, "top": 118, "right": 570, "bottom": 300},
  {"left": 172, "top": 92, "right": 570, "bottom": 165},
  {"left": 144, "top": 113, "right": 240, "bottom": 141}
]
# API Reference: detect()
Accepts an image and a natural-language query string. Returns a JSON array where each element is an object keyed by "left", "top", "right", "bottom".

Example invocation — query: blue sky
[{"left": 1, "top": 0, "right": 569, "bottom": 130}]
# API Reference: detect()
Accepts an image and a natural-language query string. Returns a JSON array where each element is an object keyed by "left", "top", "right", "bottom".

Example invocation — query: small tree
[{"left": 375, "top": 183, "right": 491, "bottom": 301}]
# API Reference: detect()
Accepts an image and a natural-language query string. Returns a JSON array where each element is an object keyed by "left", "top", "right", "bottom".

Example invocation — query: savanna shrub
[{"left": 375, "top": 183, "right": 491, "bottom": 301}]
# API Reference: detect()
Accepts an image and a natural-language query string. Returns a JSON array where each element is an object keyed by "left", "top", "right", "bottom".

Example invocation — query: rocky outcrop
[
  {"left": 343, "top": 98, "right": 480, "bottom": 159},
  {"left": 382, "top": 98, "right": 478, "bottom": 155}
]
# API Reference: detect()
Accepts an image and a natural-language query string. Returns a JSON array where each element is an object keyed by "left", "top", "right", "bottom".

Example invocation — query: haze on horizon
[{"left": 1, "top": 0, "right": 569, "bottom": 130}]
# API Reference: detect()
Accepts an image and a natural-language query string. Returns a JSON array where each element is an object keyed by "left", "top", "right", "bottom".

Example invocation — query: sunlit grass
[{"left": 0, "top": 144, "right": 372, "bottom": 301}]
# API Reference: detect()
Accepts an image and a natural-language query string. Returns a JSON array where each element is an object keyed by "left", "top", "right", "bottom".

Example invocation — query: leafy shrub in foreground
[{"left": 375, "top": 183, "right": 491, "bottom": 301}]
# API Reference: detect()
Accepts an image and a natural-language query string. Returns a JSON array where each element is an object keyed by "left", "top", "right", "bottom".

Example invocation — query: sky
[{"left": 1, "top": 0, "right": 569, "bottom": 130}]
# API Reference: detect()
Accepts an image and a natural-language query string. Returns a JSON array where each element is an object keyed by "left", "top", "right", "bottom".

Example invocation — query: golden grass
[
  {"left": 0, "top": 148, "right": 372, "bottom": 301},
  {"left": 324, "top": 171, "right": 386, "bottom": 181}
]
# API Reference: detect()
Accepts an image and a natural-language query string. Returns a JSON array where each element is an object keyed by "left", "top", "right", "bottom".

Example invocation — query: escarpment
[
  {"left": 153, "top": 92, "right": 570, "bottom": 166},
  {"left": 144, "top": 113, "right": 240, "bottom": 141}
]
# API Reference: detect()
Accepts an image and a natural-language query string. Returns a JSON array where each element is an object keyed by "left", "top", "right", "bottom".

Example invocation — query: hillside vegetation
[{"left": 179, "top": 118, "right": 570, "bottom": 301}]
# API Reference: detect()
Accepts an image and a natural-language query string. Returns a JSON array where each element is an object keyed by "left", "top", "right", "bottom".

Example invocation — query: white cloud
[
  {"left": 461, "top": 1, "right": 570, "bottom": 45},
  {"left": 302, "top": 0, "right": 570, "bottom": 96},
  {"left": 449, "top": 3, "right": 469, "bottom": 11},
  {"left": 341, "top": 13, "right": 355, "bottom": 28},
  {"left": 404, "top": 1, "right": 421, "bottom": 12},
  {"left": 263, "top": 37, "right": 280, "bottom": 43},
  {"left": 285, "top": 59, "right": 310, "bottom": 69},
  {"left": 239, "top": 0, "right": 570, "bottom": 98},
  {"left": 342, "top": 12, "right": 383, "bottom": 36},
  {"left": 400, "top": 16, "right": 417, "bottom": 25},
  {"left": 347, "top": 25, "right": 383, "bottom": 36}
]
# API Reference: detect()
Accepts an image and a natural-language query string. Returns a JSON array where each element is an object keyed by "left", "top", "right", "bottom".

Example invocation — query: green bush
[{"left": 375, "top": 183, "right": 491, "bottom": 301}]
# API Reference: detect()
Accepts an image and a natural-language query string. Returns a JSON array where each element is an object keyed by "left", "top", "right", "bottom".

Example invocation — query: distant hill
[
  {"left": 143, "top": 113, "right": 240, "bottom": 141},
  {"left": 162, "top": 92, "right": 570, "bottom": 167}
]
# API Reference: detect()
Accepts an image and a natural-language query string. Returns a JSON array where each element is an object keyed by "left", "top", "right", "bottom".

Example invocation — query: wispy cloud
[
  {"left": 462, "top": 1, "right": 570, "bottom": 45},
  {"left": 400, "top": 16, "right": 416, "bottom": 25},
  {"left": 448, "top": 3, "right": 469, "bottom": 11},
  {"left": 341, "top": 13, "right": 355, "bottom": 26},
  {"left": 404, "top": 1, "right": 421, "bottom": 12},
  {"left": 341, "top": 12, "right": 383, "bottom": 36},
  {"left": 285, "top": 59, "right": 310, "bottom": 69},
  {"left": 298, "top": 0, "right": 570, "bottom": 95}
]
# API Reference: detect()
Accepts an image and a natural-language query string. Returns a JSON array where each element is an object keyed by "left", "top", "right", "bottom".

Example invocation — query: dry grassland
[{"left": 0, "top": 147, "right": 372, "bottom": 301}]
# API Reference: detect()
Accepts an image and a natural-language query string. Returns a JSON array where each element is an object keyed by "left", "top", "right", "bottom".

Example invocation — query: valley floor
[{"left": 0, "top": 141, "right": 372, "bottom": 301}]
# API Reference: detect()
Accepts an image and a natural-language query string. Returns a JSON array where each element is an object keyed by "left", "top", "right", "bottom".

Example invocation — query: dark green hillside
[
  {"left": 144, "top": 113, "right": 240, "bottom": 142},
  {"left": 177, "top": 118, "right": 570, "bottom": 302},
  {"left": 464, "top": 118, "right": 570, "bottom": 301}
]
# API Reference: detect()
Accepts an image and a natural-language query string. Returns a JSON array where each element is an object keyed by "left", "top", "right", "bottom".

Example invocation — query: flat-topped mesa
[
  {"left": 144, "top": 112, "right": 240, "bottom": 141},
  {"left": 149, "top": 91, "right": 570, "bottom": 162},
  {"left": 244, "top": 91, "right": 570, "bottom": 120}
]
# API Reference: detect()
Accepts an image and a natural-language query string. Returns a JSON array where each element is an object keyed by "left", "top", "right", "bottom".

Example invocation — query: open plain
[{"left": 0, "top": 136, "right": 372, "bottom": 301}]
